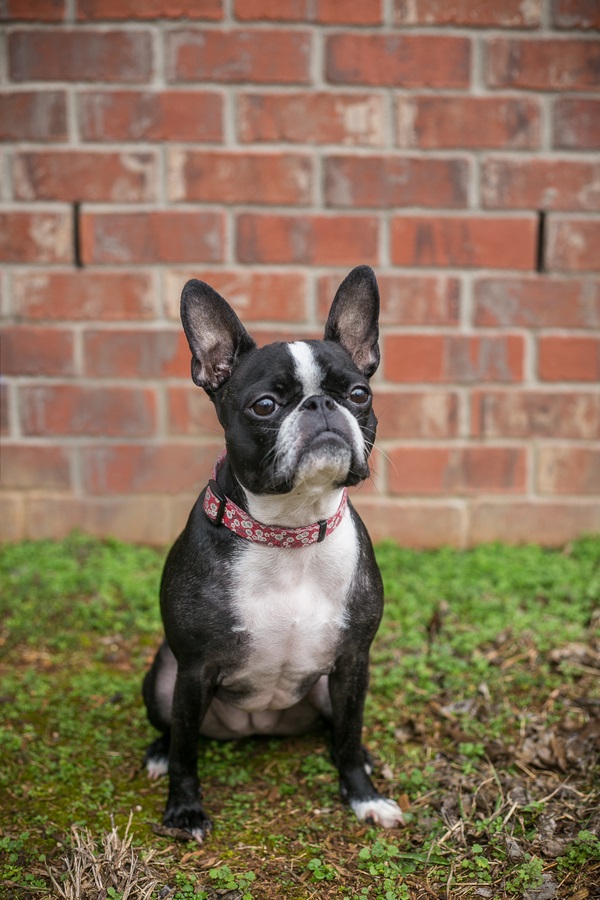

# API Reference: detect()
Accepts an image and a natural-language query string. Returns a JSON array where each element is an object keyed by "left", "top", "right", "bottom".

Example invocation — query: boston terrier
[{"left": 142, "top": 265, "right": 404, "bottom": 842}]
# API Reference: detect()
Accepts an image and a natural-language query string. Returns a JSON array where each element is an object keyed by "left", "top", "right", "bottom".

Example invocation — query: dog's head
[{"left": 180, "top": 266, "right": 380, "bottom": 496}]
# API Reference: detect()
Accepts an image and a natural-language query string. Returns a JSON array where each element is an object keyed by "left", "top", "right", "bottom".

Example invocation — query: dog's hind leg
[{"left": 142, "top": 640, "right": 177, "bottom": 778}]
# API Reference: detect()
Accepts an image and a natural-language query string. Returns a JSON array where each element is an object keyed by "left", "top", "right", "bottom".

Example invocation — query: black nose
[{"left": 300, "top": 394, "right": 336, "bottom": 413}]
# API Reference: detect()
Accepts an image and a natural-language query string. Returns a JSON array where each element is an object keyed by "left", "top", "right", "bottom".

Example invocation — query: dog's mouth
[{"left": 294, "top": 432, "right": 355, "bottom": 489}]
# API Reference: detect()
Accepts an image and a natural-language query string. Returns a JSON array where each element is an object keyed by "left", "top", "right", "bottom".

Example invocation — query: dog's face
[
  {"left": 213, "top": 338, "right": 377, "bottom": 495},
  {"left": 180, "top": 266, "right": 381, "bottom": 496}
]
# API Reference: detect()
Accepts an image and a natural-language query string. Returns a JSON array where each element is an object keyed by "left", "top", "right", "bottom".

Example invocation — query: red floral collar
[{"left": 203, "top": 454, "right": 348, "bottom": 549}]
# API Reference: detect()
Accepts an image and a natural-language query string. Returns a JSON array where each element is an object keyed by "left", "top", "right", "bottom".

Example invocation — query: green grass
[{"left": 0, "top": 533, "right": 599, "bottom": 898}]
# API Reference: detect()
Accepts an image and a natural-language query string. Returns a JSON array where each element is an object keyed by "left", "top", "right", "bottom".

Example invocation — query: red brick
[
  {"left": 538, "top": 447, "right": 600, "bottom": 494},
  {"left": 553, "top": 0, "right": 600, "bottom": 29},
  {"left": 355, "top": 447, "right": 383, "bottom": 497},
  {"left": 391, "top": 215, "right": 537, "bottom": 270},
  {"left": 397, "top": 96, "right": 540, "bottom": 150},
  {"left": 327, "top": 34, "right": 470, "bottom": 87},
  {"left": 474, "top": 276, "right": 600, "bottom": 328},
  {"left": 168, "top": 150, "right": 313, "bottom": 205},
  {"left": 388, "top": 446, "right": 527, "bottom": 495},
  {"left": 0, "top": 495, "right": 24, "bottom": 542},
  {"left": 81, "top": 443, "right": 222, "bottom": 494},
  {"left": 374, "top": 389, "right": 459, "bottom": 439},
  {"left": 0, "top": 0, "right": 65, "bottom": 19},
  {"left": 78, "top": 0, "right": 222, "bottom": 18},
  {"left": 235, "top": 0, "right": 382, "bottom": 22},
  {"left": 469, "top": 501, "right": 600, "bottom": 546},
  {"left": 83, "top": 329, "right": 188, "bottom": 378},
  {"left": 167, "top": 386, "right": 223, "bottom": 436},
  {"left": 324, "top": 155, "right": 468, "bottom": 209},
  {"left": 538, "top": 336, "right": 600, "bottom": 382},
  {"left": 384, "top": 334, "right": 524, "bottom": 384},
  {"left": 354, "top": 498, "right": 465, "bottom": 548},
  {"left": 0, "top": 445, "right": 71, "bottom": 490},
  {"left": 395, "top": 0, "right": 541, "bottom": 26},
  {"left": 1, "top": 325, "right": 74, "bottom": 377},
  {"left": 18, "top": 385, "right": 157, "bottom": 437},
  {"left": 472, "top": 390, "right": 600, "bottom": 440},
  {"left": 546, "top": 218, "right": 600, "bottom": 273},
  {"left": 164, "top": 269, "right": 308, "bottom": 322},
  {"left": 80, "top": 211, "right": 225, "bottom": 265},
  {"left": 12, "top": 271, "right": 156, "bottom": 321},
  {"left": 12, "top": 150, "right": 157, "bottom": 203},
  {"left": 78, "top": 90, "right": 223, "bottom": 143},
  {"left": 0, "top": 382, "right": 9, "bottom": 436},
  {"left": 24, "top": 494, "right": 174, "bottom": 544},
  {"left": 482, "top": 158, "right": 600, "bottom": 211},
  {"left": 9, "top": 29, "right": 153, "bottom": 83},
  {"left": 236, "top": 213, "right": 379, "bottom": 265},
  {"left": 0, "top": 91, "right": 67, "bottom": 141},
  {"left": 486, "top": 38, "right": 600, "bottom": 91},
  {"left": 318, "top": 273, "right": 460, "bottom": 326},
  {"left": 237, "top": 92, "right": 386, "bottom": 147},
  {"left": 247, "top": 326, "right": 316, "bottom": 347},
  {"left": 167, "top": 29, "right": 311, "bottom": 84},
  {"left": 553, "top": 98, "right": 600, "bottom": 150},
  {"left": 0, "top": 212, "right": 72, "bottom": 264}
]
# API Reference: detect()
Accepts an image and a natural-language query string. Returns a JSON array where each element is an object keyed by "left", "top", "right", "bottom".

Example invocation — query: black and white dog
[{"left": 142, "top": 265, "right": 403, "bottom": 842}]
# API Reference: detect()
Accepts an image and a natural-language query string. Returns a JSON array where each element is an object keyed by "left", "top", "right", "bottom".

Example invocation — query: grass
[{"left": 0, "top": 532, "right": 599, "bottom": 899}]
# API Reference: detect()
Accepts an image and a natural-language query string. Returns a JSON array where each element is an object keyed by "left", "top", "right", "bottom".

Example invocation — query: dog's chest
[{"left": 224, "top": 517, "right": 358, "bottom": 708}]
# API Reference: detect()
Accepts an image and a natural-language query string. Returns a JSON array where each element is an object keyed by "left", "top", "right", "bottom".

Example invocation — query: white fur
[
  {"left": 224, "top": 511, "right": 358, "bottom": 714},
  {"left": 288, "top": 341, "right": 323, "bottom": 397},
  {"left": 146, "top": 757, "right": 169, "bottom": 780},
  {"left": 198, "top": 507, "right": 358, "bottom": 739},
  {"left": 351, "top": 798, "right": 404, "bottom": 828}
]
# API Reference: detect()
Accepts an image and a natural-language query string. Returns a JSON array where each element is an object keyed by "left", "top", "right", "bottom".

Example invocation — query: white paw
[
  {"left": 351, "top": 797, "right": 404, "bottom": 828},
  {"left": 146, "top": 757, "right": 169, "bottom": 780}
]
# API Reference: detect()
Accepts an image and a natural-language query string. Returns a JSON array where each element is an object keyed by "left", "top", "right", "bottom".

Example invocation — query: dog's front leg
[
  {"left": 329, "top": 651, "right": 404, "bottom": 829},
  {"left": 164, "top": 662, "right": 214, "bottom": 842}
]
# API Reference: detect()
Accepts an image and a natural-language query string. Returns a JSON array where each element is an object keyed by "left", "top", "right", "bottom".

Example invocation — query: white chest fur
[{"left": 225, "top": 512, "right": 358, "bottom": 711}]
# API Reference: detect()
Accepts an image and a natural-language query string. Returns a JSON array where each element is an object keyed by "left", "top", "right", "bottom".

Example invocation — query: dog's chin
[{"left": 293, "top": 443, "right": 353, "bottom": 491}]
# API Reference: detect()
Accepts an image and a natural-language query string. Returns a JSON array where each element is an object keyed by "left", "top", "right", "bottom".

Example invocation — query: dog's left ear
[{"left": 324, "top": 265, "right": 380, "bottom": 378}]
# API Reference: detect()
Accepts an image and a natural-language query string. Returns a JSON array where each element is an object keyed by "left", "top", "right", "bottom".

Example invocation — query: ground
[{"left": 0, "top": 533, "right": 599, "bottom": 899}]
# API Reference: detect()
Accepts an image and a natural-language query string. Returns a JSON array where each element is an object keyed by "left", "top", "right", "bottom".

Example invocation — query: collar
[{"left": 203, "top": 453, "right": 348, "bottom": 549}]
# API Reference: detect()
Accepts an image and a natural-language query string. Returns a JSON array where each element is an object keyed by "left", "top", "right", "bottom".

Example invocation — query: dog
[{"left": 142, "top": 265, "right": 404, "bottom": 842}]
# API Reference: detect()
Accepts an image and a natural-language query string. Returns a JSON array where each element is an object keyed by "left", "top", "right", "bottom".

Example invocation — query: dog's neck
[
  {"left": 213, "top": 452, "right": 346, "bottom": 529},
  {"left": 244, "top": 483, "right": 347, "bottom": 529}
]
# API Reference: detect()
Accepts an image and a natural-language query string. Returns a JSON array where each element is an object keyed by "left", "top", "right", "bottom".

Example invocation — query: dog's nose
[{"left": 300, "top": 394, "right": 336, "bottom": 413}]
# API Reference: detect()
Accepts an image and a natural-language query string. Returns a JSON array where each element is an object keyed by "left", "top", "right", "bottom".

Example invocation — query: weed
[
  {"left": 208, "top": 864, "right": 256, "bottom": 898},
  {"left": 556, "top": 830, "right": 600, "bottom": 876},
  {"left": 306, "top": 856, "right": 337, "bottom": 881},
  {"left": 505, "top": 855, "right": 545, "bottom": 892}
]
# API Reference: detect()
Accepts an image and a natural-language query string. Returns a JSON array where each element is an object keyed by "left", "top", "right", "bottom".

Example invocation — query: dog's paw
[
  {"left": 146, "top": 756, "right": 169, "bottom": 780},
  {"left": 163, "top": 806, "right": 213, "bottom": 845},
  {"left": 351, "top": 797, "right": 404, "bottom": 828},
  {"left": 144, "top": 735, "right": 170, "bottom": 780}
]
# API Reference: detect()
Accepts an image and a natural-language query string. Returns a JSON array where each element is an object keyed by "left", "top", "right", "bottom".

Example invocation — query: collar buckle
[{"left": 316, "top": 519, "right": 328, "bottom": 543}]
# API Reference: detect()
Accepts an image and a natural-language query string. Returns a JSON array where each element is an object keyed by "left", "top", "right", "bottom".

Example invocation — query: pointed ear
[
  {"left": 324, "top": 265, "right": 380, "bottom": 378},
  {"left": 180, "top": 279, "right": 256, "bottom": 393}
]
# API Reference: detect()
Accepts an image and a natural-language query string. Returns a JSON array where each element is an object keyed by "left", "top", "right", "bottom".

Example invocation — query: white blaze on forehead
[{"left": 288, "top": 342, "right": 322, "bottom": 397}]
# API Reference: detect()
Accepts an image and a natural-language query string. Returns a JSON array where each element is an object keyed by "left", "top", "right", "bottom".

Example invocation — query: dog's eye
[
  {"left": 349, "top": 386, "right": 371, "bottom": 405},
  {"left": 250, "top": 397, "right": 278, "bottom": 417}
]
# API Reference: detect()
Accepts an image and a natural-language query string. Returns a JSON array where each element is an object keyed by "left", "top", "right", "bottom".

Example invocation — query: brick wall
[{"left": 1, "top": 0, "right": 599, "bottom": 548}]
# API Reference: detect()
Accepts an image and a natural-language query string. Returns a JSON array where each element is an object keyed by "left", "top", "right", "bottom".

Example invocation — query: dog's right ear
[{"left": 180, "top": 280, "right": 257, "bottom": 393}]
